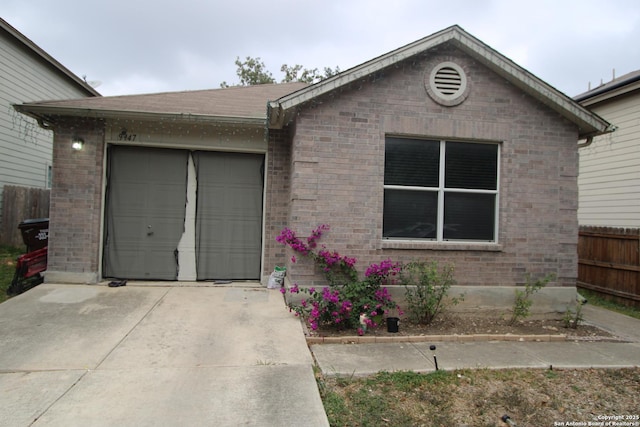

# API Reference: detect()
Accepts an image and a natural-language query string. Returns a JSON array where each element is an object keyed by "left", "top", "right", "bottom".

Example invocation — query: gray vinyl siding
[
  {"left": 578, "top": 94, "right": 640, "bottom": 228},
  {"left": 0, "top": 28, "right": 94, "bottom": 227}
]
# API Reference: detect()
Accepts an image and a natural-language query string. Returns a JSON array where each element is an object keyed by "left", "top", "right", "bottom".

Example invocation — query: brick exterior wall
[
  {"left": 266, "top": 44, "right": 579, "bottom": 289},
  {"left": 263, "top": 128, "right": 292, "bottom": 275},
  {"left": 47, "top": 118, "right": 104, "bottom": 281}
]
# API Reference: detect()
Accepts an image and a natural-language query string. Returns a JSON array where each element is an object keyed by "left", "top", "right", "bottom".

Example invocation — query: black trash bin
[{"left": 18, "top": 218, "right": 49, "bottom": 252}]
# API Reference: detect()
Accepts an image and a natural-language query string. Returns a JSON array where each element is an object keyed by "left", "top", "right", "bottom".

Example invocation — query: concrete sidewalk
[
  {"left": 0, "top": 284, "right": 329, "bottom": 427},
  {"left": 311, "top": 305, "right": 640, "bottom": 377}
]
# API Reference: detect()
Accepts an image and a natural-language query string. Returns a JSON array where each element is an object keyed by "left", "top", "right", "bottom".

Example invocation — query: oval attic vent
[{"left": 426, "top": 61, "right": 468, "bottom": 106}]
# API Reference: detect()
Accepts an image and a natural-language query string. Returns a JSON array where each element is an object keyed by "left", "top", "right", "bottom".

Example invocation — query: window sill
[{"left": 381, "top": 240, "right": 503, "bottom": 251}]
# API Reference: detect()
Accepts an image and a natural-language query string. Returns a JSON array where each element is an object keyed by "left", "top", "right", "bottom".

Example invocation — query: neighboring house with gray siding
[
  {"left": 0, "top": 17, "right": 99, "bottom": 238},
  {"left": 15, "top": 26, "right": 612, "bottom": 314},
  {"left": 575, "top": 70, "right": 640, "bottom": 228}
]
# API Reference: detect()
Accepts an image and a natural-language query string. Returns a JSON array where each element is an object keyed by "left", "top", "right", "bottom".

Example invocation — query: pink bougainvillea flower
[
  {"left": 291, "top": 256, "right": 296, "bottom": 263},
  {"left": 307, "top": 224, "right": 330, "bottom": 248},
  {"left": 365, "top": 259, "right": 401, "bottom": 280},
  {"left": 276, "top": 228, "right": 310, "bottom": 255}
]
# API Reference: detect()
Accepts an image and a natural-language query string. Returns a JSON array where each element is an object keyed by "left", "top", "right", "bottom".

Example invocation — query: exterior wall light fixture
[{"left": 71, "top": 137, "right": 84, "bottom": 150}]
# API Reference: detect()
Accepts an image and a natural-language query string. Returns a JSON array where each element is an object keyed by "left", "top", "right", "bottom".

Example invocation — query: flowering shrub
[
  {"left": 281, "top": 285, "right": 353, "bottom": 332},
  {"left": 282, "top": 279, "right": 400, "bottom": 335},
  {"left": 277, "top": 225, "right": 401, "bottom": 334},
  {"left": 276, "top": 225, "right": 357, "bottom": 286},
  {"left": 365, "top": 259, "right": 402, "bottom": 286}
]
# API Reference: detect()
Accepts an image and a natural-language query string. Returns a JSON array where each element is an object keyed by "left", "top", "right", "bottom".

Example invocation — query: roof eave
[
  {"left": 576, "top": 79, "right": 640, "bottom": 107},
  {"left": 13, "top": 104, "right": 266, "bottom": 128},
  {"left": 447, "top": 35, "right": 611, "bottom": 139},
  {"left": 268, "top": 25, "right": 611, "bottom": 138}
]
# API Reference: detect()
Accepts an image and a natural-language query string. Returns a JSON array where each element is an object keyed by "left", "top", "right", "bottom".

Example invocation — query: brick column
[{"left": 46, "top": 117, "right": 105, "bottom": 283}]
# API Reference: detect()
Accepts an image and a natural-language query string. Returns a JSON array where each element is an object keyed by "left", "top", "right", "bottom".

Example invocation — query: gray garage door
[
  {"left": 103, "top": 146, "right": 263, "bottom": 281},
  {"left": 193, "top": 151, "right": 263, "bottom": 280},
  {"left": 103, "top": 146, "right": 188, "bottom": 280}
]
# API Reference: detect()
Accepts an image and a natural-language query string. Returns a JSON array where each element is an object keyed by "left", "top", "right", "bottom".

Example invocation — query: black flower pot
[{"left": 386, "top": 317, "right": 399, "bottom": 333}]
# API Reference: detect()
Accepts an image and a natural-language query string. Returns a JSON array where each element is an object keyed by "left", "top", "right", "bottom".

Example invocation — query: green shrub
[
  {"left": 562, "top": 303, "right": 584, "bottom": 329},
  {"left": 508, "top": 272, "right": 555, "bottom": 325},
  {"left": 401, "top": 261, "right": 462, "bottom": 325}
]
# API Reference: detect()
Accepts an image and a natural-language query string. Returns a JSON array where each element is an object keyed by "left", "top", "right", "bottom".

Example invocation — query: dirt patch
[
  {"left": 320, "top": 367, "right": 640, "bottom": 426},
  {"left": 310, "top": 314, "right": 621, "bottom": 342}
]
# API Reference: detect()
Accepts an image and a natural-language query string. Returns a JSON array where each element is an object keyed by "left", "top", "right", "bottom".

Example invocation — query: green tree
[
  {"left": 220, "top": 56, "right": 275, "bottom": 87},
  {"left": 280, "top": 64, "right": 341, "bottom": 83},
  {"left": 221, "top": 56, "right": 340, "bottom": 87}
]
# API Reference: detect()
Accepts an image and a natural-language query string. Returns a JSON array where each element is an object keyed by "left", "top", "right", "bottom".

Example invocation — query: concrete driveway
[{"left": 0, "top": 284, "right": 329, "bottom": 427}]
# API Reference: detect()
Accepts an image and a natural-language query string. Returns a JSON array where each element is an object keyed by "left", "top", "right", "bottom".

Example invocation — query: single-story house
[{"left": 15, "top": 25, "right": 612, "bottom": 313}]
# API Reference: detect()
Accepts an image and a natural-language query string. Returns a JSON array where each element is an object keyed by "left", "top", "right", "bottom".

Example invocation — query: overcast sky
[{"left": 3, "top": 0, "right": 639, "bottom": 98}]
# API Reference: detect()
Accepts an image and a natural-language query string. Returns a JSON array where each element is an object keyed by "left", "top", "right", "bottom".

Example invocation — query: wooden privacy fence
[
  {"left": 0, "top": 185, "right": 50, "bottom": 247},
  {"left": 578, "top": 226, "right": 640, "bottom": 307}
]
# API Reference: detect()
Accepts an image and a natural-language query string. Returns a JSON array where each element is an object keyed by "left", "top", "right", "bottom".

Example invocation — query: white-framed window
[{"left": 383, "top": 136, "right": 499, "bottom": 242}]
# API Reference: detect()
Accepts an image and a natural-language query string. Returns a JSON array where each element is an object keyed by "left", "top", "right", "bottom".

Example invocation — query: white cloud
[{"left": 3, "top": 0, "right": 639, "bottom": 96}]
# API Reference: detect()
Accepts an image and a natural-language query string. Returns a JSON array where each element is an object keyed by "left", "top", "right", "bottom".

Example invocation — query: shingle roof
[
  {"left": 15, "top": 82, "right": 308, "bottom": 125},
  {"left": 574, "top": 69, "right": 640, "bottom": 103}
]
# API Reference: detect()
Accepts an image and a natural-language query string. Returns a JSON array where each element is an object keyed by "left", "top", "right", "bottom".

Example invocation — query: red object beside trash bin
[{"left": 15, "top": 247, "right": 48, "bottom": 279}]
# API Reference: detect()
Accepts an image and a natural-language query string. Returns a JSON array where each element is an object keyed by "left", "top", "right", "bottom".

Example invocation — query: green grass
[
  {"left": 0, "top": 245, "right": 25, "bottom": 303},
  {"left": 578, "top": 289, "right": 640, "bottom": 320},
  {"left": 320, "top": 370, "right": 460, "bottom": 426}
]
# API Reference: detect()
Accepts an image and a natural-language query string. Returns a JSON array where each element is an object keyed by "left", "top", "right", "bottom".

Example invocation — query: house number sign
[{"left": 118, "top": 129, "right": 137, "bottom": 141}]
